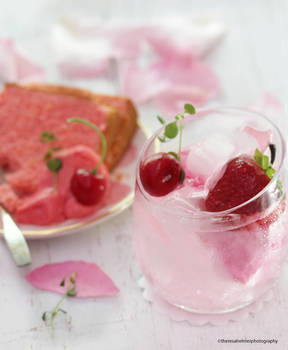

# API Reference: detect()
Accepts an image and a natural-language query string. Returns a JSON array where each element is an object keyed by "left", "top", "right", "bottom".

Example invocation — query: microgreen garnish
[
  {"left": 184, "top": 103, "right": 196, "bottom": 115},
  {"left": 254, "top": 147, "right": 282, "bottom": 194},
  {"left": 157, "top": 103, "right": 196, "bottom": 160},
  {"left": 67, "top": 118, "right": 107, "bottom": 174},
  {"left": 41, "top": 131, "right": 56, "bottom": 143},
  {"left": 41, "top": 131, "right": 62, "bottom": 191},
  {"left": 42, "top": 272, "right": 77, "bottom": 337}
]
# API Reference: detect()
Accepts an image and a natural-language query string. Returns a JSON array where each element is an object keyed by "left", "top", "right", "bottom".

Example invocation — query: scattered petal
[
  {"left": 251, "top": 92, "right": 286, "bottom": 131},
  {"left": 53, "top": 18, "right": 224, "bottom": 105},
  {"left": 59, "top": 58, "right": 110, "bottom": 79},
  {"left": 146, "top": 17, "right": 226, "bottom": 58},
  {"left": 119, "top": 61, "right": 167, "bottom": 103},
  {"left": 0, "top": 38, "right": 45, "bottom": 84},
  {"left": 26, "top": 261, "right": 119, "bottom": 298},
  {"left": 153, "top": 58, "right": 220, "bottom": 115},
  {"left": 120, "top": 57, "right": 219, "bottom": 110}
]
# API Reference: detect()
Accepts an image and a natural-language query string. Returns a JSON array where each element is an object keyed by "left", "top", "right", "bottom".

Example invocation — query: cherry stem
[{"left": 67, "top": 118, "right": 107, "bottom": 174}]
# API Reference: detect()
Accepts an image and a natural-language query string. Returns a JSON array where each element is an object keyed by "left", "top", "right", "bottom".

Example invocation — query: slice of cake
[{"left": 0, "top": 83, "right": 137, "bottom": 223}]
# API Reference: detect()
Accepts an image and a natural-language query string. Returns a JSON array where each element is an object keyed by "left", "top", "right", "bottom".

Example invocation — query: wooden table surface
[{"left": 0, "top": 0, "right": 288, "bottom": 349}]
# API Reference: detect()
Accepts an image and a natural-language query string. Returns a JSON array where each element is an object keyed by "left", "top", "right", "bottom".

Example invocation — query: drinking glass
[{"left": 133, "top": 107, "right": 288, "bottom": 314}]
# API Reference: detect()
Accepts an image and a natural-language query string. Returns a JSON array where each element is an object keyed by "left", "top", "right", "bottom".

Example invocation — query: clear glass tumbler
[{"left": 133, "top": 107, "right": 288, "bottom": 314}]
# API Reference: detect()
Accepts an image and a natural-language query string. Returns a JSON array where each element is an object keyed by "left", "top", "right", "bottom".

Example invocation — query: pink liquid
[{"left": 133, "top": 179, "right": 288, "bottom": 314}]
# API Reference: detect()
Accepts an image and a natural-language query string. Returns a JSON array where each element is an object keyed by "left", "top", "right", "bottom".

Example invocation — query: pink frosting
[{"left": 15, "top": 145, "right": 110, "bottom": 225}]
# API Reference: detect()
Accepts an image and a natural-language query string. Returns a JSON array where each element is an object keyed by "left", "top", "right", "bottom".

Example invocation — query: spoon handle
[{"left": 1, "top": 208, "right": 31, "bottom": 266}]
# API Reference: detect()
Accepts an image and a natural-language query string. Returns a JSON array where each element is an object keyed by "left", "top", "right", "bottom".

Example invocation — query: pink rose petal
[
  {"left": 120, "top": 57, "right": 220, "bottom": 110},
  {"left": 251, "top": 92, "right": 286, "bottom": 131},
  {"left": 146, "top": 18, "right": 226, "bottom": 58},
  {"left": 54, "top": 19, "right": 223, "bottom": 107},
  {"left": 60, "top": 17, "right": 225, "bottom": 59},
  {"left": 26, "top": 261, "right": 119, "bottom": 298},
  {"left": 253, "top": 92, "right": 284, "bottom": 114},
  {"left": 0, "top": 37, "right": 45, "bottom": 84},
  {"left": 244, "top": 126, "right": 271, "bottom": 152},
  {"left": 59, "top": 58, "right": 110, "bottom": 79},
  {"left": 119, "top": 61, "right": 167, "bottom": 103},
  {"left": 109, "top": 26, "right": 149, "bottom": 59}
]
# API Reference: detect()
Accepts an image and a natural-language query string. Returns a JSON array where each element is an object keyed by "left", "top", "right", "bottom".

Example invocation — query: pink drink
[{"left": 133, "top": 108, "right": 288, "bottom": 313}]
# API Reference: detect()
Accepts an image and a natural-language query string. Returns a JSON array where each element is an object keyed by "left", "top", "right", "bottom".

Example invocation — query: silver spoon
[
  {"left": 0, "top": 168, "right": 31, "bottom": 266},
  {"left": 1, "top": 207, "right": 31, "bottom": 266}
]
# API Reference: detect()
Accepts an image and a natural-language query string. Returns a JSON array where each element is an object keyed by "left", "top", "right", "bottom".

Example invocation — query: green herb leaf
[
  {"left": 154, "top": 104, "right": 195, "bottom": 186},
  {"left": 184, "top": 104, "right": 196, "bottom": 115},
  {"left": 42, "top": 272, "right": 77, "bottom": 336},
  {"left": 41, "top": 131, "right": 56, "bottom": 143},
  {"left": 44, "top": 151, "right": 53, "bottom": 161},
  {"left": 175, "top": 114, "right": 184, "bottom": 120},
  {"left": 58, "top": 308, "right": 67, "bottom": 314},
  {"left": 158, "top": 135, "right": 166, "bottom": 142},
  {"left": 46, "top": 158, "right": 62, "bottom": 173},
  {"left": 67, "top": 288, "right": 77, "bottom": 297},
  {"left": 60, "top": 279, "right": 65, "bottom": 287},
  {"left": 157, "top": 115, "right": 166, "bottom": 124},
  {"left": 164, "top": 122, "right": 178, "bottom": 139}
]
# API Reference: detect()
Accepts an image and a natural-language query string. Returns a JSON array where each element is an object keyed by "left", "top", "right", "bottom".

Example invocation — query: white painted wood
[{"left": 0, "top": 0, "right": 288, "bottom": 349}]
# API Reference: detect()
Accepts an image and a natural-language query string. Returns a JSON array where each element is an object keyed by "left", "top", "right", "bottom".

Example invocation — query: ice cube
[
  {"left": 185, "top": 134, "right": 235, "bottom": 179},
  {"left": 234, "top": 130, "right": 258, "bottom": 156}
]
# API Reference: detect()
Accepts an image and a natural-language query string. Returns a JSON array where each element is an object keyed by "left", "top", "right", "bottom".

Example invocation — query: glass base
[
  {"left": 151, "top": 283, "right": 275, "bottom": 315},
  {"left": 171, "top": 300, "right": 252, "bottom": 315}
]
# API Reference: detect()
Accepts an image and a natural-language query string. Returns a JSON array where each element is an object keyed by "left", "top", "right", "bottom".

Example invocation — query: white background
[{"left": 0, "top": 0, "right": 288, "bottom": 349}]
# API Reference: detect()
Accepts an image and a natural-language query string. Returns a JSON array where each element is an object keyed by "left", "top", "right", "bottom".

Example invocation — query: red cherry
[
  {"left": 70, "top": 168, "right": 107, "bottom": 206},
  {"left": 140, "top": 152, "right": 182, "bottom": 197}
]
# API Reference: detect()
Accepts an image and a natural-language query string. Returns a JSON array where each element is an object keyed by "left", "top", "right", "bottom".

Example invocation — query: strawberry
[{"left": 205, "top": 155, "right": 270, "bottom": 214}]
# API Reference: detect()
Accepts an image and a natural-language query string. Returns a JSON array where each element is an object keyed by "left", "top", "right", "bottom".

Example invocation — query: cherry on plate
[{"left": 71, "top": 168, "right": 107, "bottom": 206}]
